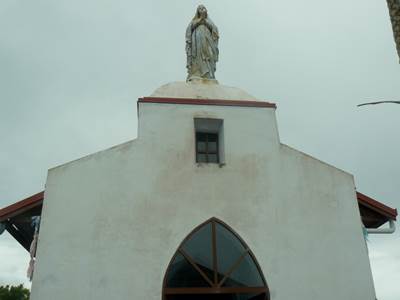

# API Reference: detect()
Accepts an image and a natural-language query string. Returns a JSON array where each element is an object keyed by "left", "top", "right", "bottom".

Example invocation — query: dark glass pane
[
  {"left": 197, "top": 141, "right": 206, "bottom": 152},
  {"left": 208, "top": 133, "right": 218, "bottom": 142},
  {"left": 181, "top": 223, "right": 213, "bottom": 280},
  {"left": 208, "top": 154, "right": 218, "bottom": 163},
  {"left": 166, "top": 253, "right": 210, "bottom": 287},
  {"left": 168, "top": 295, "right": 229, "bottom": 300},
  {"left": 216, "top": 223, "right": 246, "bottom": 276},
  {"left": 167, "top": 293, "right": 265, "bottom": 300},
  {"left": 196, "top": 132, "right": 207, "bottom": 142},
  {"left": 197, "top": 153, "right": 207, "bottom": 163},
  {"left": 236, "top": 293, "right": 266, "bottom": 300},
  {"left": 195, "top": 132, "right": 219, "bottom": 164},
  {"left": 197, "top": 264, "right": 214, "bottom": 282},
  {"left": 208, "top": 141, "right": 217, "bottom": 152},
  {"left": 222, "top": 253, "right": 264, "bottom": 287}
]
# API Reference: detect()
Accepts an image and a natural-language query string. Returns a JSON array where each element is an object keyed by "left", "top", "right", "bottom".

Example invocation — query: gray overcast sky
[{"left": 0, "top": 0, "right": 399, "bottom": 298}]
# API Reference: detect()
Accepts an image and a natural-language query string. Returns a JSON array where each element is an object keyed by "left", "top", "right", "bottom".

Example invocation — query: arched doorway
[{"left": 163, "top": 218, "right": 269, "bottom": 300}]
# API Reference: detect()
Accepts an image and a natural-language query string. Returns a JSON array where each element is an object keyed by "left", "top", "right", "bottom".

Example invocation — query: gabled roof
[
  {"left": 356, "top": 192, "right": 397, "bottom": 228},
  {"left": 0, "top": 190, "right": 397, "bottom": 251}
]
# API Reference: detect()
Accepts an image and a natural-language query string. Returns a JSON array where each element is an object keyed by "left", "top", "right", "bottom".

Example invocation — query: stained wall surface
[{"left": 30, "top": 86, "right": 376, "bottom": 300}]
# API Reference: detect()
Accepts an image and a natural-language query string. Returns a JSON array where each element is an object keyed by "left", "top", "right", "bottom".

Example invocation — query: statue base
[{"left": 186, "top": 77, "right": 219, "bottom": 85}]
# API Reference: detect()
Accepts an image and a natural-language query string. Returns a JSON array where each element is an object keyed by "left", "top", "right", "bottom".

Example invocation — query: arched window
[{"left": 163, "top": 218, "right": 269, "bottom": 300}]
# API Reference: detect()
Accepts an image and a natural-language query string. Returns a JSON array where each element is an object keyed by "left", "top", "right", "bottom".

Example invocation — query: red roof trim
[
  {"left": 357, "top": 192, "right": 397, "bottom": 221},
  {"left": 138, "top": 97, "right": 277, "bottom": 108},
  {"left": 0, "top": 191, "right": 44, "bottom": 222}
]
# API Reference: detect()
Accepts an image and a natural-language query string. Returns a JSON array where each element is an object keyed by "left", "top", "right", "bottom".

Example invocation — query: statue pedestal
[{"left": 187, "top": 77, "right": 219, "bottom": 85}]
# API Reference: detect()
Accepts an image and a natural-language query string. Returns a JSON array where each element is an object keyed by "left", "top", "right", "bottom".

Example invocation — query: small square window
[
  {"left": 196, "top": 132, "right": 219, "bottom": 163},
  {"left": 194, "top": 118, "right": 224, "bottom": 165}
]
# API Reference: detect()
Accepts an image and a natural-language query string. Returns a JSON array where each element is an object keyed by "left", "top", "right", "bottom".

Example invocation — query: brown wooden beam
[
  {"left": 5, "top": 221, "right": 31, "bottom": 251},
  {"left": 164, "top": 287, "right": 267, "bottom": 294}
]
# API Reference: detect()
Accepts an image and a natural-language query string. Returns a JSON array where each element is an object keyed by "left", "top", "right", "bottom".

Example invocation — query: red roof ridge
[{"left": 138, "top": 97, "right": 277, "bottom": 108}]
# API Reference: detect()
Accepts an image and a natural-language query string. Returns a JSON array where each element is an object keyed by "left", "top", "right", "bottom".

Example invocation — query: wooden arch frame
[{"left": 162, "top": 217, "right": 270, "bottom": 300}]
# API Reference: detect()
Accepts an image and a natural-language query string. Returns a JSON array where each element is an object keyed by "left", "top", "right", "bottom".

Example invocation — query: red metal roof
[
  {"left": 0, "top": 191, "right": 44, "bottom": 222},
  {"left": 357, "top": 192, "right": 397, "bottom": 221}
]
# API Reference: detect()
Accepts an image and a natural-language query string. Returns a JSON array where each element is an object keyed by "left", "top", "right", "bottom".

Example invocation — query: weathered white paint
[
  {"left": 31, "top": 84, "right": 376, "bottom": 300},
  {"left": 150, "top": 81, "right": 258, "bottom": 100}
]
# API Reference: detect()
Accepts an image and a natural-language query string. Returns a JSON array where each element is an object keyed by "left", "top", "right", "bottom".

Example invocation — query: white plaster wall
[{"left": 31, "top": 101, "right": 375, "bottom": 300}]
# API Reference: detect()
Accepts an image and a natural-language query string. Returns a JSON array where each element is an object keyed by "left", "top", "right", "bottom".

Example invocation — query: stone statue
[{"left": 186, "top": 5, "right": 219, "bottom": 82}]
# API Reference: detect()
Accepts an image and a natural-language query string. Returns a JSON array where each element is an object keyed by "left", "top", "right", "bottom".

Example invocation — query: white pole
[{"left": 367, "top": 220, "right": 396, "bottom": 234}]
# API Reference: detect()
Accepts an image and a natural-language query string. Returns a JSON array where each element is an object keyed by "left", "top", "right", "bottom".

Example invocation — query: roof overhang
[
  {"left": 0, "top": 192, "right": 44, "bottom": 251},
  {"left": 357, "top": 192, "right": 397, "bottom": 228}
]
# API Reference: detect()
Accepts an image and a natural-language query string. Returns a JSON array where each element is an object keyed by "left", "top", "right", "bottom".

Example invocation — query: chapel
[{"left": 0, "top": 5, "right": 397, "bottom": 300}]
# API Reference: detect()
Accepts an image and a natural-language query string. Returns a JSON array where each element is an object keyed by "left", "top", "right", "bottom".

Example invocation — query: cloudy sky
[{"left": 0, "top": 0, "right": 399, "bottom": 298}]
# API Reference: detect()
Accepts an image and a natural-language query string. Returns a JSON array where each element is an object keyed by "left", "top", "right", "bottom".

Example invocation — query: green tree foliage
[{"left": 0, "top": 285, "right": 30, "bottom": 300}]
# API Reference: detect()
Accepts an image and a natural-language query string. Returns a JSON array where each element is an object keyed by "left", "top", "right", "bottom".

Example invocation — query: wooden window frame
[
  {"left": 162, "top": 217, "right": 270, "bottom": 300},
  {"left": 196, "top": 132, "right": 219, "bottom": 164}
]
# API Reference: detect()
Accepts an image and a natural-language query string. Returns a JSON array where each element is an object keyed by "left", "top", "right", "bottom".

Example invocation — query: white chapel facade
[
  {"left": 30, "top": 80, "right": 378, "bottom": 300},
  {"left": 0, "top": 5, "right": 398, "bottom": 300}
]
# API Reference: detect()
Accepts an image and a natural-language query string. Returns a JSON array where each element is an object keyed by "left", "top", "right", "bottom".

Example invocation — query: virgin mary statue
[{"left": 186, "top": 5, "right": 219, "bottom": 82}]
